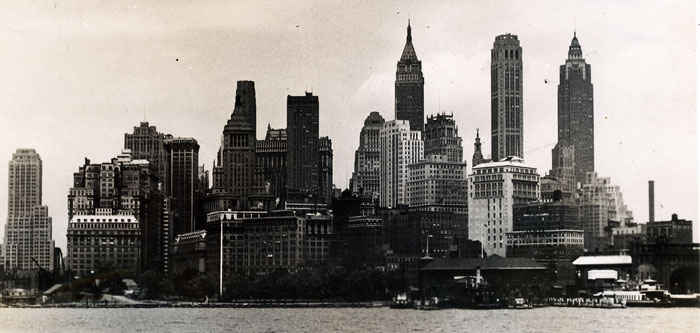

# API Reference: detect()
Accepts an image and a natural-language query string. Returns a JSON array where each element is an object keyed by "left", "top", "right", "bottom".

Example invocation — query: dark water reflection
[{"left": 0, "top": 307, "right": 697, "bottom": 332}]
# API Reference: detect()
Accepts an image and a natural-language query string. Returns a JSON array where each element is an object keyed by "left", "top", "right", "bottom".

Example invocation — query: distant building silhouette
[
  {"left": 490, "top": 34, "right": 523, "bottom": 161},
  {"left": 255, "top": 125, "right": 287, "bottom": 203},
  {"left": 395, "top": 20, "right": 425, "bottom": 132},
  {"left": 319, "top": 136, "right": 333, "bottom": 204}
]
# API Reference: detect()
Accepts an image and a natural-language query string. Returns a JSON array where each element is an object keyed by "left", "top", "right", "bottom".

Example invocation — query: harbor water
[{"left": 0, "top": 307, "right": 697, "bottom": 332}]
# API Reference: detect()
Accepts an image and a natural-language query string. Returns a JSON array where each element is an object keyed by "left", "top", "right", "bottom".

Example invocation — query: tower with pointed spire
[
  {"left": 395, "top": 20, "right": 425, "bottom": 132},
  {"left": 554, "top": 32, "right": 593, "bottom": 186},
  {"left": 472, "top": 129, "right": 485, "bottom": 168},
  {"left": 221, "top": 80, "right": 258, "bottom": 208}
]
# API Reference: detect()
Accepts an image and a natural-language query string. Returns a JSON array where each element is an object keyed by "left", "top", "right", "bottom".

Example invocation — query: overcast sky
[{"left": 0, "top": 0, "right": 696, "bottom": 251}]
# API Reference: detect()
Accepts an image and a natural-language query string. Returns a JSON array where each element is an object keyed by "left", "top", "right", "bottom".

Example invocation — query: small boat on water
[
  {"left": 390, "top": 292, "right": 413, "bottom": 309},
  {"left": 508, "top": 297, "right": 532, "bottom": 309}
]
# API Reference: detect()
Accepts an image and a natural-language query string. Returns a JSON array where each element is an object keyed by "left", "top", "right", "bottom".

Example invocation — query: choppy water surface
[{"left": 0, "top": 307, "right": 697, "bottom": 332}]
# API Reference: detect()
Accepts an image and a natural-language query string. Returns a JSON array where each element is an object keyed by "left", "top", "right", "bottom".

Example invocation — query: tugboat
[{"left": 451, "top": 268, "right": 503, "bottom": 309}]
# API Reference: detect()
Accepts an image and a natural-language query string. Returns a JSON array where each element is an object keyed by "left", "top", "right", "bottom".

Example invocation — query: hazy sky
[{"left": 0, "top": 0, "right": 696, "bottom": 251}]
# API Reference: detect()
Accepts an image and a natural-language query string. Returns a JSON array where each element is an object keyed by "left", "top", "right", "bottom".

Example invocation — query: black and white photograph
[{"left": 0, "top": 1, "right": 697, "bottom": 332}]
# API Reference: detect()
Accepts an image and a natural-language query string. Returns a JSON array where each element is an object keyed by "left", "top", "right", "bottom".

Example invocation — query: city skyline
[{"left": 0, "top": 1, "right": 696, "bottom": 252}]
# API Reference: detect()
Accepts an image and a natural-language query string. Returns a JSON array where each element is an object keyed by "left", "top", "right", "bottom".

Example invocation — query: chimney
[{"left": 648, "top": 180, "right": 655, "bottom": 223}]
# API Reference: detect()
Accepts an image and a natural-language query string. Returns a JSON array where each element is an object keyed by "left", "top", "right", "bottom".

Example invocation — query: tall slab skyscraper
[
  {"left": 490, "top": 34, "right": 523, "bottom": 161},
  {"left": 555, "top": 33, "right": 594, "bottom": 186},
  {"left": 395, "top": 20, "right": 424, "bottom": 132},
  {"left": 3, "top": 149, "right": 54, "bottom": 272},
  {"left": 286, "top": 92, "right": 320, "bottom": 200}
]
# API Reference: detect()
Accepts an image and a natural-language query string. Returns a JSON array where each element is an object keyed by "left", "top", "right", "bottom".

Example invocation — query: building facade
[
  {"left": 408, "top": 155, "right": 467, "bottom": 213},
  {"left": 380, "top": 120, "right": 423, "bottom": 208},
  {"left": 221, "top": 81, "right": 258, "bottom": 207},
  {"left": 287, "top": 92, "right": 320, "bottom": 201},
  {"left": 164, "top": 138, "right": 200, "bottom": 235},
  {"left": 550, "top": 143, "right": 576, "bottom": 197},
  {"left": 471, "top": 129, "right": 488, "bottom": 168},
  {"left": 490, "top": 34, "right": 523, "bottom": 161},
  {"left": 395, "top": 21, "right": 424, "bottom": 132},
  {"left": 424, "top": 113, "right": 463, "bottom": 162},
  {"left": 3, "top": 149, "right": 54, "bottom": 272},
  {"left": 67, "top": 212, "right": 141, "bottom": 277},
  {"left": 557, "top": 33, "right": 594, "bottom": 186},
  {"left": 349, "top": 112, "right": 385, "bottom": 200},
  {"left": 468, "top": 157, "right": 540, "bottom": 257}
]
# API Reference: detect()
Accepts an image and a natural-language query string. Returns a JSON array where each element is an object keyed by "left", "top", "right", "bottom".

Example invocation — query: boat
[
  {"left": 390, "top": 292, "right": 413, "bottom": 309},
  {"left": 508, "top": 297, "right": 532, "bottom": 309}
]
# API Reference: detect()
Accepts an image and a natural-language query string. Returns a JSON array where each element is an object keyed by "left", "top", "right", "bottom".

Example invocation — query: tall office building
[
  {"left": 319, "top": 136, "right": 333, "bottom": 204},
  {"left": 471, "top": 129, "right": 487, "bottom": 168},
  {"left": 424, "top": 113, "right": 463, "bottom": 162},
  {"left": 550, "top": 143, "right": 576, "bottom": 197},
  {"left": 164, "top": 138, "right": 199, "bottom": 235},
  {"left": 287, "top": 92, "right": 320, "bottom": 200},
  {"left": 468, "top": 157, "right": 540, "bottom": 257},
  {"left": 379, "top": 120, "right": 423, "bottom": 208},
  {"left": 221, "top": 81, "right": 258, "bottom": 206},
  {"left": 556, "top": 33, "right": 594, "bottom": 186},
  {"left": 490, "top": 34, "right": 523, "bottom": 161},
  {"left": 124, "top": 122, "right": 172, "bottom": 185},
  {"left": 395, "top": 20, "right": 425, "bottom": 132},
  {"left": 349, "top": 112, "right": 385, "bottom": 200},
  {"left": 3, "top": 149, "right": 54, "bottom": 271}
]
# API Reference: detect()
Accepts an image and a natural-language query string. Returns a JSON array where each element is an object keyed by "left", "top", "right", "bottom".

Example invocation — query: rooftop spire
[
  {"left": 568, "top": 32, "right": 583, "bottom": 59},
  {"left": 407, "top": 19, "right": 412, "bottom": 42},
  {"left": 399, "top": 20, "right": 418, "bottom": 62}
]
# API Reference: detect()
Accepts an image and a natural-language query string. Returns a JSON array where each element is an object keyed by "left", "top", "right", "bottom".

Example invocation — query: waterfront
[{"left": 0, "top": 307, "right": 697, "bottom": 332}]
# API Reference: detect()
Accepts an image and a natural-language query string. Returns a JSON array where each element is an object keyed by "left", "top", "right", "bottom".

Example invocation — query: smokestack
[{"left": 648, "top": 180, "right": 655, "bottom": 223}]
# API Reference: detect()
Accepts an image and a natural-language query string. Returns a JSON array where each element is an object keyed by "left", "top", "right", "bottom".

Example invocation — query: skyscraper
[
  {"left": 556, "top": 33, "right": 594, "bottom": 186},
  {"left": 350, "top": 112, "right": 385, "bottom": 200},
  {"left": 379, "top": 120, "right": 423, "bottom": 208},
  {"left": 4, "top": 149, "right": 54, "bottom": 271},
  {"left": 395, "top": 20, "right": 425, "bottom": 132},
  {"left": 124, "top": 122, "right": 172, "bottom": 185},
  {"left": 490, "top": 34, "right": 523, "bottom": 161},
  {"left": 222, "top": 81, "right": 258, "bottom": 206},
  {"left": 424, "top": 113, "right": 463, "bottom": 162},
  {"left": 286, "top": 92, "right": 320, "bottom": 200},
  {"left": 319, "top": 136, "right": 333, "bottom": 204},
  {"left": 164, "top": 138, "right": 200, "bottom": 235}
]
